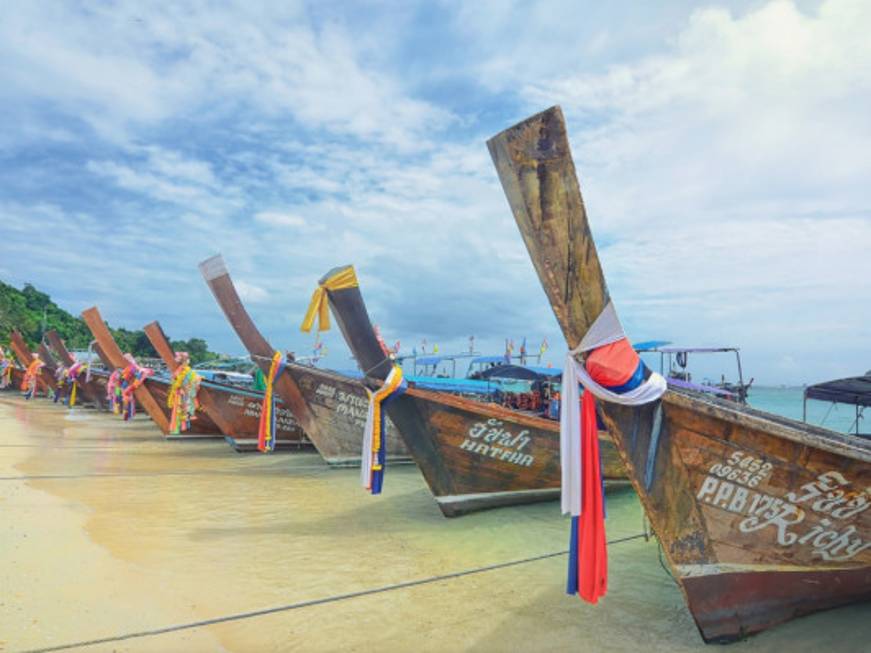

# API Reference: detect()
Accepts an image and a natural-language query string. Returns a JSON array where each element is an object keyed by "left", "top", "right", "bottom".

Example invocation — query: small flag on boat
[
  {"left": 361, "top": 364, "right": 406, "bottom": 495},
  {"left": 540, "top": 338, "right": 549, "bottom": 355}
]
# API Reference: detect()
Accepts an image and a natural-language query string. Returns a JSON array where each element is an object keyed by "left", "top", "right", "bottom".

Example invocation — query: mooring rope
[{"left": 21, "top": 533, "right": 648, "bottom": 653}]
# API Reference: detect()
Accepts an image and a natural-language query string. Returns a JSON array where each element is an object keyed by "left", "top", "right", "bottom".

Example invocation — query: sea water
[{"left": 750, "top": 385, "right": 867, "bottom": 436}]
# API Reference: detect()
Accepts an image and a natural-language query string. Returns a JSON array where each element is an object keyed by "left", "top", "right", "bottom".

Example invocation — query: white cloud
[
  {"left": 0, "top": 1, "right": 451, "bottom": 148},
  {"left": 254, "top": 211, "right": 307, "bottom": 228},
  {"left": 235, "top": 280, "right": 270, "bottom": 304}
]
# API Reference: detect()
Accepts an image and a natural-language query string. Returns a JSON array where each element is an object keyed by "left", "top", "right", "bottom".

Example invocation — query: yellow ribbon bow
[{"left": 300, "top": 266, "right": 359, "bottom": 333}]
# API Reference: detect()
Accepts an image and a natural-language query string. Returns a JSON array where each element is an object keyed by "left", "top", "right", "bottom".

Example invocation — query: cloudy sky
[{"left": 1, "top": 0, "right": 868, "bottom": 384}]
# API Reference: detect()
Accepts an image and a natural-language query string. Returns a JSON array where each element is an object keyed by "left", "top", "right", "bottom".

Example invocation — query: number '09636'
[{"left": 709, "top": 452, "right": 772, "bottom": 488}]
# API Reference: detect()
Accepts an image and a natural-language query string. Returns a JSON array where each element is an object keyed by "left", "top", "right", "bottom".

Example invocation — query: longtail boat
[
  {"left": 317, "top": 264, "right": 625, "bottom": 516},
  {"left": 9, "top": 330, "right": 56, "bottom": 397},
  {"left": 198, "top": 254, "right": 409, "bottom": 466},
  {"left": 0, "top": 344, "right": 24, "bottom": 390},
  {"left": 143, "top": 320, "right": 308, "bottom": 451},
  {"left": 44, "top": 329, "right": 106, "bottom": 408},
  {"left": 81, "top": 306, "right": 223, "bottom": 438},
  {"left": 488, "top": 106, "right": 870, "bottom": 641}
]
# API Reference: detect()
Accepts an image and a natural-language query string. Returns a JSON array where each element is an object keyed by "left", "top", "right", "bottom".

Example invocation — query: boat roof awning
[
  {"left": 805, "top": 375, "right": 871, "bottom": 408},
  {"left": 476, "top": 364, "right": 560, "bottom": 381},
  {"left": 633, "top": 340, "right": 672, "bottom": 351},
  {"left": 656, "top": 346, "right": 738, "bottom": 354},
  {"left": 406, "top": 375, "right": 495, "bottom": 395},
  {"left": 415, "top": 356, "right": 449, "bottom": 366}
]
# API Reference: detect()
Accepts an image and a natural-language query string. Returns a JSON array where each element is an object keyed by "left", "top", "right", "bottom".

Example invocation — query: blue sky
[{"left": 1, "top": 0, "right": 869, "bottom": 384}]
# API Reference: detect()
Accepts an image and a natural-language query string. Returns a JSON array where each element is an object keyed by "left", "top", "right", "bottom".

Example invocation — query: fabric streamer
[
  {"left": 22, "top": 357, "right": 45, "bottom": 400},
  {"left": 562, "top": 300, "right": 666, "bottom": 604},
  {"left": 360, "top": 364, "right": 406, "bottom": 495},
  {"left": 107, "top": 370, "right": 122, "bottom": 414},
  {"left": 300, "top": 267, "right": 359, "bottom": 333},
  {"left": 66, "top": 361, "right": 85, "bottom": 407},
  {"left": 0, "top": 347, "right": 12, "bottom": 389},
  {"left": 257, "top": 351, "right": 286, "bottom": 452},
  {"left": 166, "top": 353, "right": 201, "bottom": 434},
  {"left": 53, "top": 365, "right": 68, "bottom": 403},
  {"left": 109, "top": 355, "right": 153, "bottom": 421}
]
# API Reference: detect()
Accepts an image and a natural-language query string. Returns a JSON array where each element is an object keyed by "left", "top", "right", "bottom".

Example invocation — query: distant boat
[
  {"left": 489, "top": 106, "right": 870, "bottom": 642},
  {"left": 636, "top": 343, "right": 754, "bottom": 403}
]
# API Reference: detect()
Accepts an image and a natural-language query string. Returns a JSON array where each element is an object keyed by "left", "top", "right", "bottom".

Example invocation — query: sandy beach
[{"left": 1, "top": 394, "right": 868, "bottom": 652}]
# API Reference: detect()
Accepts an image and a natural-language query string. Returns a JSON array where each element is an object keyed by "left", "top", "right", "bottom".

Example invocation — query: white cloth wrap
[
  {"left": 359, "top": 365, "right": 401, "bottom": 488},
  {"left": 561, "top": 301, "right": 667, "bottom": 517},
  {"left": 360, "top": 387, "right": 376, "bottom": 488}
]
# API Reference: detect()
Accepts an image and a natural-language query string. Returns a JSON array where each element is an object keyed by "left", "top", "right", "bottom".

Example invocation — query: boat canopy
[
  {"left": 655, "top": 346, "right": 739, "bottom": 354},
  {"left": 415, "top": 355, "right": 449, "bottom": 366},
  {"left": 632, "top": 340, "right": 672, "bottom": 351},
  {"left": 406, "top": 375, "right": 496, "bottom": 395},
  {"left": 475, "top": 364, "right": 560, "bottom": 381},
  {"left": 805, "top": 375, "right": 871, "bottom": 408}
]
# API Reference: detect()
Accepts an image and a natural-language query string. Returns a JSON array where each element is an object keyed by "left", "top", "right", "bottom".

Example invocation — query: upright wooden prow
[
  {"left": 487, "top": 105, "right": 608, "bottom": 349},
  {"left": 319, "top": 265, "right": 394, "bottom": 382},
  {"left": 143, "top": 321, "right": 181, "bottom": 373},
  {"left": 142, "top": 320, "right": 235, "bottom": 436},
  {"left": 81, "top": 306, "right": 169, "bottom": 432},
  {"left": 9, "top": 330, "right": 57, "bottom": 392},
  {"left": 198, "top": 254, "right": 320, "bottom": 440}
]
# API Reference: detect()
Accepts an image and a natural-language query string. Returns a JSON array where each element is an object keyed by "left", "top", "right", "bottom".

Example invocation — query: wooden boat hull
[
  {"left": 320, "top": 267, "right": 625, "bottom": 516},
  {"left": 142, "top": 320, "right": 309, "bottom": 450},
  {"left": 198, "top": 254, "right": 409, "bottom": 464},
  {"left": 284, "top": 363, "right": 405, "bottom": 465},
  {"left": 488, "top": 106, "right": 871, "bottom": 641},
  {"left": 400, "top": 386, "right": 623, "bottom": 516},
  {"left": 44, "top": 329, "right": 106, "bottom": 408}
]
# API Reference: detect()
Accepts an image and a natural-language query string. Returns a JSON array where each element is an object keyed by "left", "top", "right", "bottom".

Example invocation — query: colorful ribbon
[
  {"left": 361, "top": 364, "right": 406, "bottom": 495},
  {"left": 22, "top": 358, "right": 44, "bottom": 400},
  {"left": 300, "top": 267, "right": 359, "bottom": 333},
  {"left": 66, "top": 362, "right": 85, "bottom": 408},
  {"left": 107, "top": 357, "right": 153, "bottom": 420},
  {"left": 167, "top": 356, "right": 201, "bottom": 434},
  {"left": 107, "top": 370, "right": 122, "bottom": 414},
  {"left": 257, "top": 352, "right": 286, "bottom": 452},
  {"left": 53, "top": 365, "right": 67, "bottom": 403},
  {"left": 0, "top": 348, "right": 12, "bottom": 389},
  {"left": 561, "top": 301, "right": 666, "bottom": 604}
]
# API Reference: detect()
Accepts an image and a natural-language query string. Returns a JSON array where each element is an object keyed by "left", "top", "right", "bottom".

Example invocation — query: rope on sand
[{"left": 21, "top": 533, "right": 648, "bottom": 653}]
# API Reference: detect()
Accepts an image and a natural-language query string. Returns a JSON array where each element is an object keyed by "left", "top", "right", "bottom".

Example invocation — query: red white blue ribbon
[{"left": 562, "top": 300, "right": 666, "bottom": 603}]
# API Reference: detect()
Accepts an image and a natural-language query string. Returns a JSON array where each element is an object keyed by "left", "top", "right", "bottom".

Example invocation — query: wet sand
[{"left": 1, "top": 394, "right": 868, "bottom": 652}]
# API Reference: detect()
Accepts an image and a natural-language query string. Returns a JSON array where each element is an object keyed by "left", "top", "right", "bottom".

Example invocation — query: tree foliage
[{"left": 0, "top": 280, "right": 215, "bottom": 362}]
